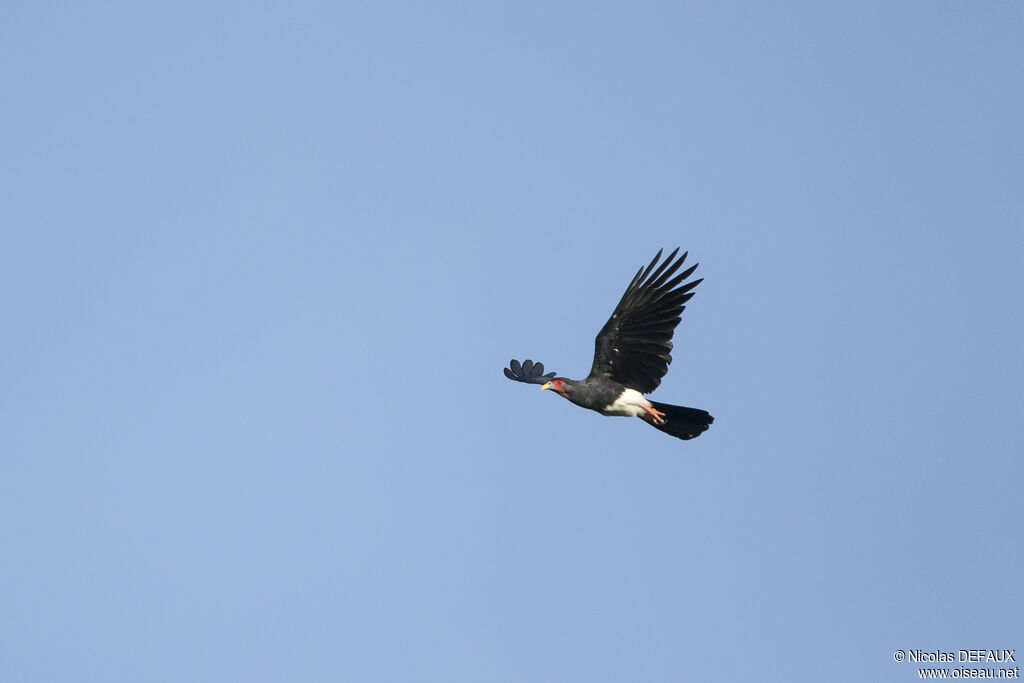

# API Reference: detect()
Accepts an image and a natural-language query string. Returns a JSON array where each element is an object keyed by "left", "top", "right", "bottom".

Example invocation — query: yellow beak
[{"left": 540, "top": 382, "right": 551, "bottom": 391}]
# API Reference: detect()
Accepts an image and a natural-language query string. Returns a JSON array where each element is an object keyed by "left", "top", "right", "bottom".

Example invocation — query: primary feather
[
  {"left": 588, "top": 248, "right": 701, "bottom": 393},
  {"left": 504, "top": 358, "right": 556, "bottom": 385}
]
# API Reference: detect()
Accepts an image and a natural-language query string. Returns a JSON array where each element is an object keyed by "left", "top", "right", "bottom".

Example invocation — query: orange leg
[{"left": 642, "top": 404, "right": 666, "bottom": 425}]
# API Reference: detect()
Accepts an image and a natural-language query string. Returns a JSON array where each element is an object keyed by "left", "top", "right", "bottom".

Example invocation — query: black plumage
[
  {"left": 504, "top": 248, "right": 713, "bottom": 442},
  {"left": 503, "top": 359, "right": 556, "bottom": 385},
  {"left": 590, "top": 247, "right": 701, "bottom": 393}
]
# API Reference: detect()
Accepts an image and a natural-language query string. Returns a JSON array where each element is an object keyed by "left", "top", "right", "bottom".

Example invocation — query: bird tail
[{"left": 646, "top": 401, "right": 714, "bottom": 441}]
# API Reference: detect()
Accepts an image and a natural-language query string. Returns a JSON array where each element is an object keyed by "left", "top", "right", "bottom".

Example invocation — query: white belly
[{"left": 601, "top": 388, "right": 651, "bottom": 417}]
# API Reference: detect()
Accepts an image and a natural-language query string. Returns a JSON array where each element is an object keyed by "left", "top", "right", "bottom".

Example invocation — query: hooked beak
[{"left": 540, "top": 382, "right": 551, "bottom": 391}]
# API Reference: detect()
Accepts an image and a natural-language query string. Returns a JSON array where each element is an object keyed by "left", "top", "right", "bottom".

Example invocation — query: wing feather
[
  {"left": 504, "top": 358, "right": 557, "bottom": 385},
  {"left": 589, "top": 249, "right": 703, "bottom": 393}
]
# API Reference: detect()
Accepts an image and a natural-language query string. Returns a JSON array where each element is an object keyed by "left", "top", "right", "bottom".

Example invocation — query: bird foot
[{"left": 643, "top": 405, "right": 666, "bottom": 425}]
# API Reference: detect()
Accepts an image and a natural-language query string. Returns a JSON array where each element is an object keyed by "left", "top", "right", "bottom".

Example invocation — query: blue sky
[{"left": 2, "top": 2, "right": 1021, "bottom": 681}]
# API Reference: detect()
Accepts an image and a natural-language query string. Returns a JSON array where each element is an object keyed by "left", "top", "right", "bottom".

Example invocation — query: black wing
[
  {"left": 588, "top": 248, "right": 702, "bottom": 394},
  {"left": 504, "top": 359, "right": 556, "bottom": 385}
]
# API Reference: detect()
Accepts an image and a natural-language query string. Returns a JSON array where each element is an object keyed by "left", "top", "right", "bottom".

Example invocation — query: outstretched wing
[
  {"left": 504, "top": 359, "right": 556, "bottom": 385},
  {"left": 588, "top": 248, "right": 702, "bottom": 394}
]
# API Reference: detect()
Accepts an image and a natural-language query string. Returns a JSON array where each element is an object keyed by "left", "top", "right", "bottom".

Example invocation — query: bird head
[{"left": 541, "top": 378, "right": 571, "bottom": 398}]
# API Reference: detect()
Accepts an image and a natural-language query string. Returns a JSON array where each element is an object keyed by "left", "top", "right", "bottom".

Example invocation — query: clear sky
[{"left": 2, "top": 3, "right": 1021, "bottom": 682}]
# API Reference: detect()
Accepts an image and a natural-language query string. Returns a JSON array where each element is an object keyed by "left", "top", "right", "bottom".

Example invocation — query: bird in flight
[{"left": 504, "top": 248, "right": 713, "bottom": 441}]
